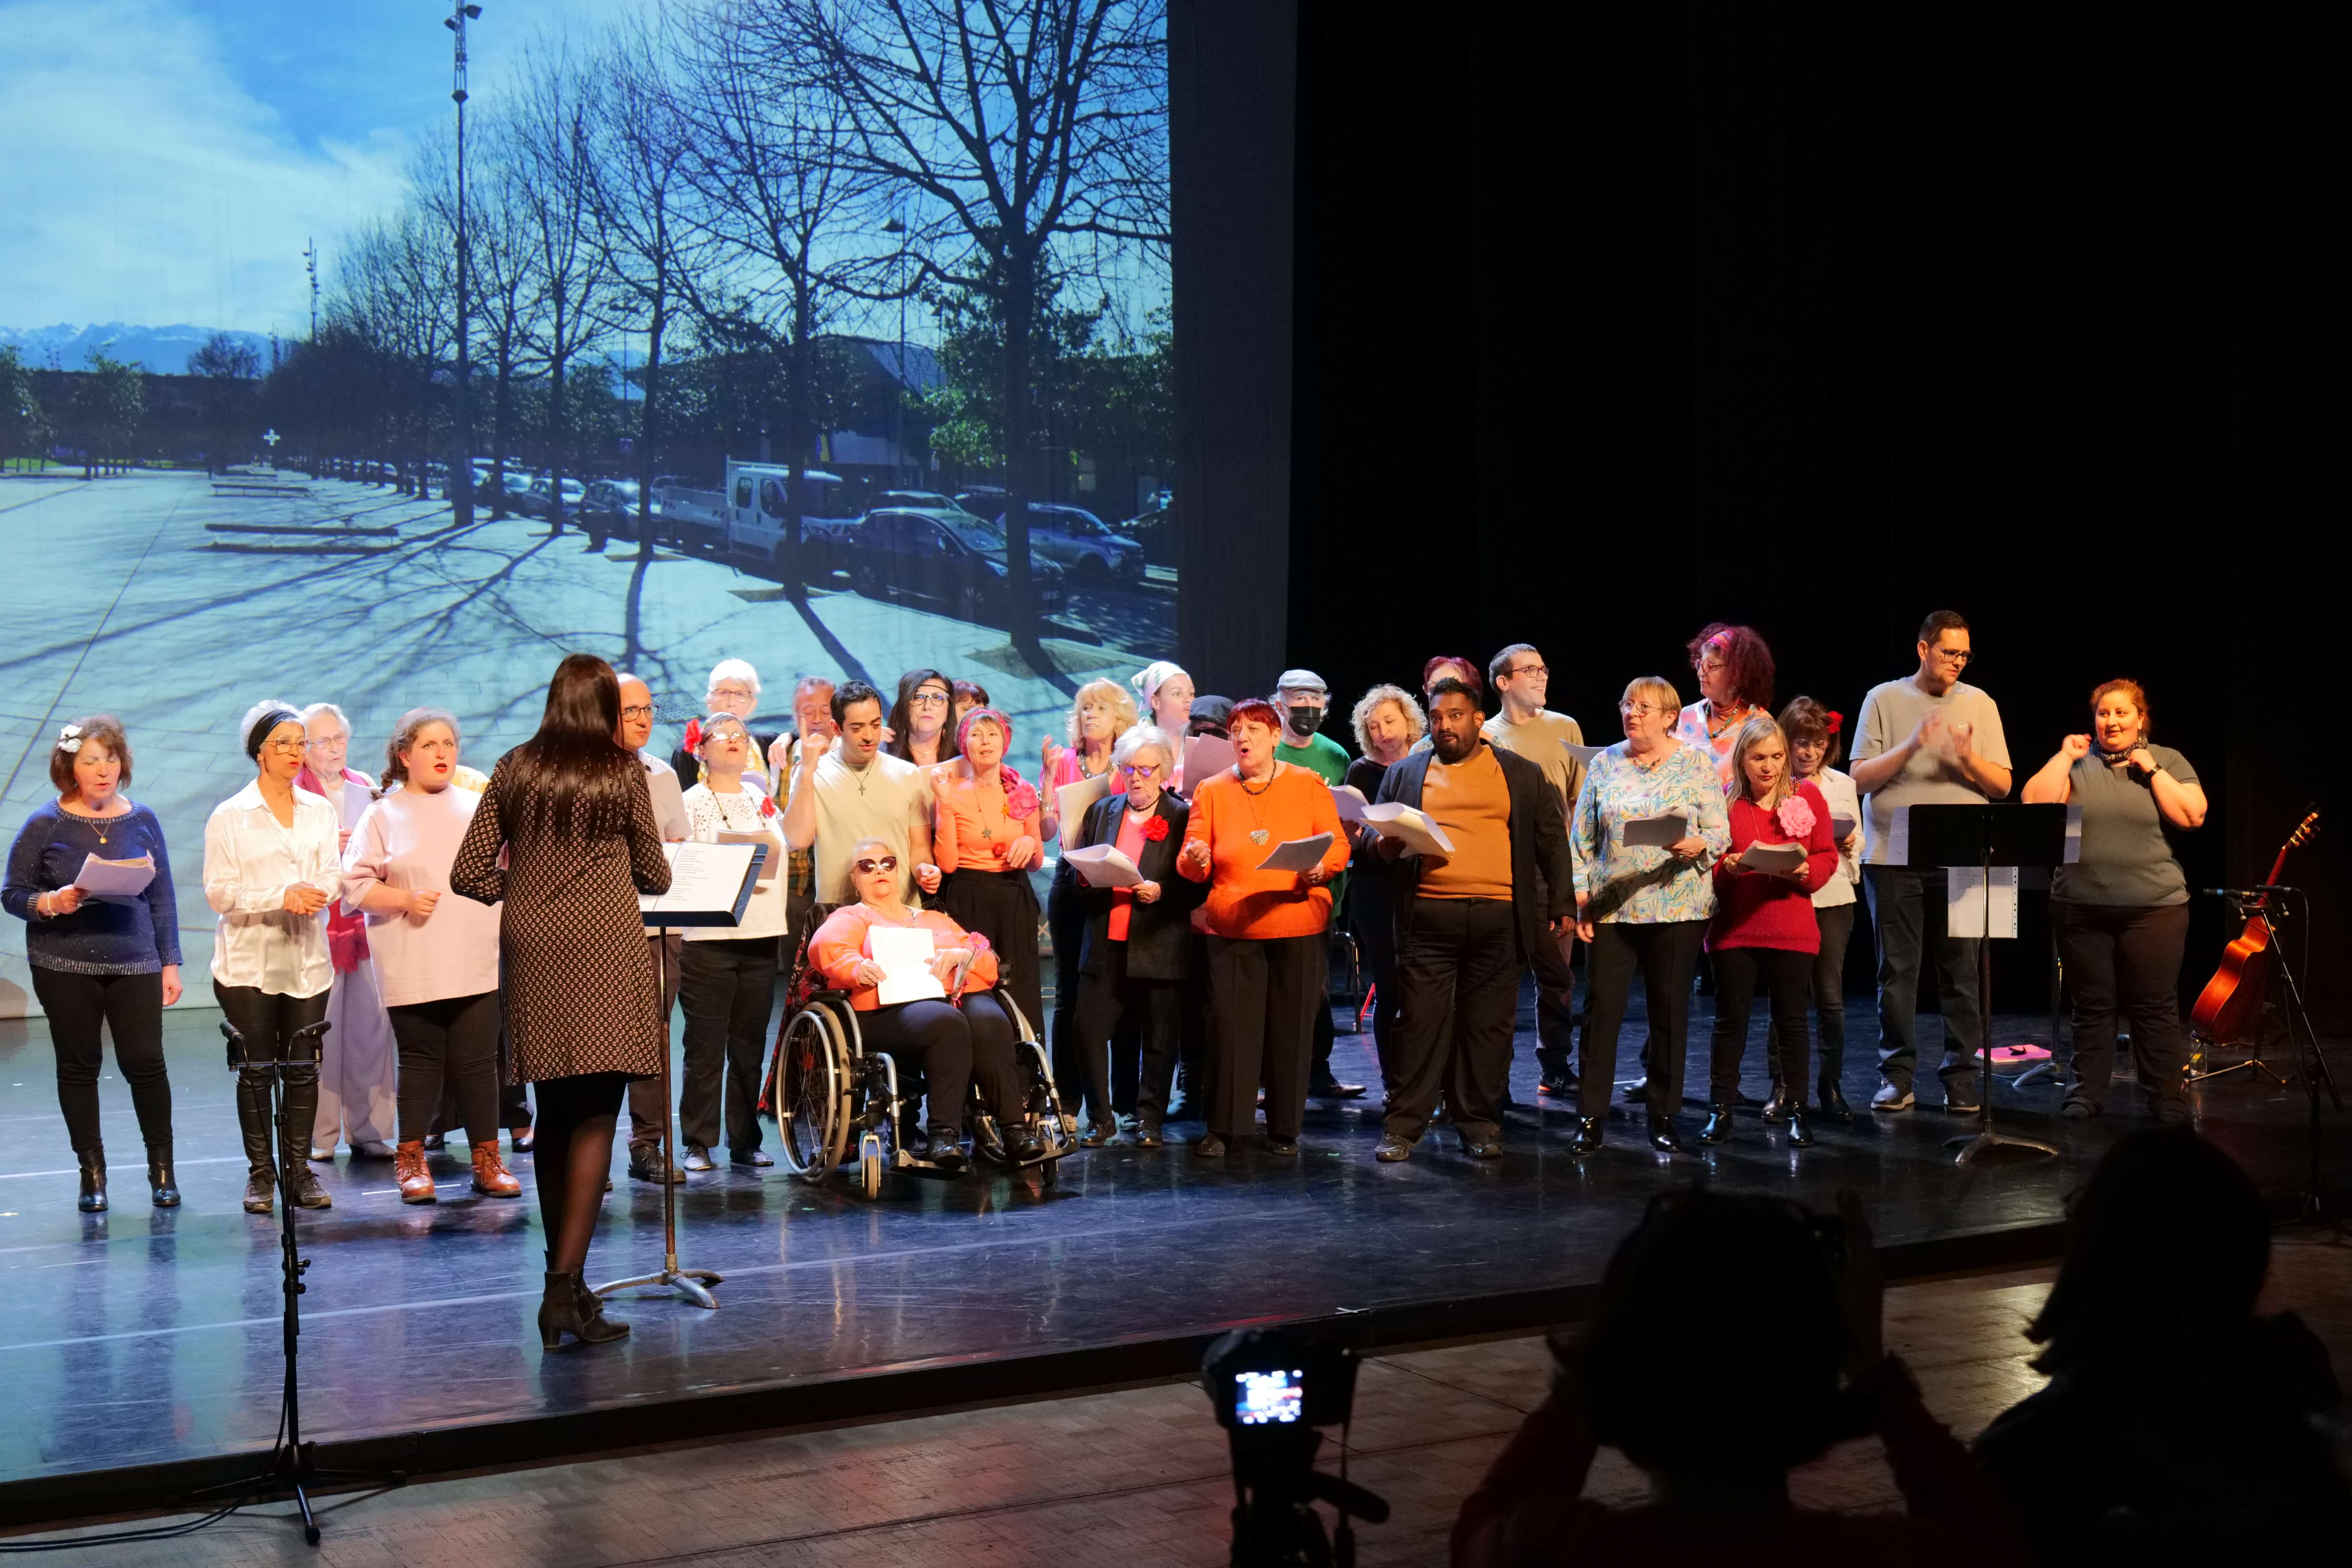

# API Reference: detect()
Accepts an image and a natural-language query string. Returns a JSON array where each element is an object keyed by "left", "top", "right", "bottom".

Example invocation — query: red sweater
[{"left": 1707, "top": 782, "right": 1837, "bottom": 953}]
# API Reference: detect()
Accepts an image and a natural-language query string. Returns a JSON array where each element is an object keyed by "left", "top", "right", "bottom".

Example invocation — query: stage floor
[{"left": 0, "top": 992, "right": 2339, "bottom": 1515}]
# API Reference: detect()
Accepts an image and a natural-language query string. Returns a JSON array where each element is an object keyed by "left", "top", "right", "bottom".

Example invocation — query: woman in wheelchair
[{"left": 807, "top": 838, "right": 1044, "bottom": 1172}]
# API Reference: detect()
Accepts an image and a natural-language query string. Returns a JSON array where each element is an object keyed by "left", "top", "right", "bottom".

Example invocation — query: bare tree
[
  {"left": 507, "top": 49, "right": 614, "bottom": 539},
  {"left": 671, "top": 2, "right": 893, "bottom": 593},
  {"left": 755, "top": 0, "right": 1170, "bottom": 650},
  {"left": 335, "top": 207, "right": 458, "bottom": 492},
  {"left": 464, "top": 138, "right": 539, "bottom": 519},
  {"left": 581, "top": 20, "right": 694, "bottom": 561}
]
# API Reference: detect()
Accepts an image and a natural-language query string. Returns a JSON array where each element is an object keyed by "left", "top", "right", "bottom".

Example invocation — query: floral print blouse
[{"left": 1568, "top": 741, "right": 1731, "bottom": 926}]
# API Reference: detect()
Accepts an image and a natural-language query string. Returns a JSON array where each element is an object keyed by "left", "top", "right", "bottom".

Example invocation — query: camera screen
[{"left": 1233, "top": 1369, "right": 1305, "bottom": 1425}]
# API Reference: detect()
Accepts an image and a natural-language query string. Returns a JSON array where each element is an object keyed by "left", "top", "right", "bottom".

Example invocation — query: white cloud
[{"left": 0, "top": 0, "right": 414, "bottom": 336}]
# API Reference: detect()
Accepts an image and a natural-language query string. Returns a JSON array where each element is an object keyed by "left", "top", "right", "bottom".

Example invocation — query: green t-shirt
[{"left": 1276, "top": 731, "right": 1350, "bottom": 786}]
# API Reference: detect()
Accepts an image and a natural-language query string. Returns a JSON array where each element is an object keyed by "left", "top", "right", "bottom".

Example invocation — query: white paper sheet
[
  {"left": 1946, "top": 866, "right": 2019, "bottom": 938},
  {"left": 869, "top": 925, "right": 947, "bottom": 1005},
  {"left": 639, "top": 840, "right": 762, "bottom": 924},
  {"left": 1330, "top": 784, "right": 1372, "bottom": 824},
  {"left": 1738, "top": 840, "right": 1807, "bottom": 875},
  {"left": 2064, "top": 803, "right": 2083, "bottom": 865},
  {"left": 73, "top": 852, "right": 155, "bottom": 899},
  {"left": 1063, "top": 843, "right": 1143, "bottom": 889},
  {"left": 1829, "top": 813, "right": 1859, "bottom": 842},
  {"left": 646, "top": 765, "right": 691, "bottom": 842},
  {"left": 1181, "top": 733, "right": 1235, "bottom": 788},
  {"left": 1564, "top": 741, "right": 1604, "bottom": 767},
  {"left": 1055, "top": 774, "right": 1111, "bottom": 836},
  {"left": 1887, "top": 804, "right": 1909, "bottom": 867},
  {"left": 1622, "top": 812, "right": 1688, "bottom": 849},
  {"left": 1256, "top": 832, "right": 1336, "bottom": 873},
  {"left": 1358, "top": 804, "right": 1455, "bottom": 857},
  {"left": 718, "top": 828, "right": 782, "bottom": 884}
]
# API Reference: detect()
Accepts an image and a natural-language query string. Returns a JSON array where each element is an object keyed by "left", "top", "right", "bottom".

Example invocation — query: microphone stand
[
  {"left": 595, "top": 924, "right": 722, "bottom": 1309},
  {"left": 2258, "top": 892, "right": 2346, "bottom": 1232}
]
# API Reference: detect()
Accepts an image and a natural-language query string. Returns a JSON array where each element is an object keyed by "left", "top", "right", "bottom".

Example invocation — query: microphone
[{"left": 2200, "top": 887, "right": 2266, "bottom": 900}]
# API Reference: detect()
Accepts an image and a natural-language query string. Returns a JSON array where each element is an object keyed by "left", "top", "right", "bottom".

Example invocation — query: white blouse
[
  {"left": 1808, "top": 767, "right": 1863, "bottom": 909},
  {"left": 681, "top": 780, "right": 790, "bottom": 942},
  {"left": 203, "top": 781, "right": 341, "bottom": 996}
]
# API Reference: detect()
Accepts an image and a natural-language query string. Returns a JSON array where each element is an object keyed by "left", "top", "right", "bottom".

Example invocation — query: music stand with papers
[
  {"left": 596, "top": 840, "right": 768, "bottom": 1312},
  {"left": 1900, "top": 802, "right": 2070, "bottom": 1165}
]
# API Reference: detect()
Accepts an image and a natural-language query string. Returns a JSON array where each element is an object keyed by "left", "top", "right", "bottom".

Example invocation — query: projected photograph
[{"left": 0, "top": 0, "right": 1173, "bottom": 1010}]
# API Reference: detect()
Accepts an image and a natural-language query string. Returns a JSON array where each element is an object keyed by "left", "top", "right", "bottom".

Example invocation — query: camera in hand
[{"left": 1203, "top": 1327, "right": 1387, "bottom": 1567}]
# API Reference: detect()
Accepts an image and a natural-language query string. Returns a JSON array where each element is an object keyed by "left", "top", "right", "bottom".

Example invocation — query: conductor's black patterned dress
[{"left": 451, "top": 754, "right": 673, "bottom": 1083}]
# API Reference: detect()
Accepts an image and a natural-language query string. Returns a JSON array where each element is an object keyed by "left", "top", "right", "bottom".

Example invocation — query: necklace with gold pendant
[{"left": 1237, "top": 766, "right": 1276, "bottom": 845}]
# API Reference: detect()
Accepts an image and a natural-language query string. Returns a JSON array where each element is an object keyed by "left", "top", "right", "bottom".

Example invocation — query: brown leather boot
[
  {"left": 395, "top": 1139, "right": 436, "bottom": 1204},
  {"left": 471, "top": 1142, "right": 522, "bottom": 1197}
]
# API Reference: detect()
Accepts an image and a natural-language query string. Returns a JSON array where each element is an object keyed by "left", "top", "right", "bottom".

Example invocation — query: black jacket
[
  {"left": 1373, "top": 740, "right": 1575, "bottom": 983},
  {"left": 1071, "top": 789, "right": 1203, "bottom": 982}
]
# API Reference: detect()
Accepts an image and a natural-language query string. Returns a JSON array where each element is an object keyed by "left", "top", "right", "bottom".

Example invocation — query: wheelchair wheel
[
  {"left": 777, "top": 1007, "right": 848, "bottom": 1183},
  {"left": 857, "top": 1129, "right": 885, "bottom": 1199}
]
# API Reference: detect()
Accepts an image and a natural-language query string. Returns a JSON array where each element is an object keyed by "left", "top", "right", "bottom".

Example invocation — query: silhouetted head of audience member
[
  {"left": 2027, "top": 1126, "right": 2268, "bottom": 1374},
  {"left": 1566, "top": 1191, "right": 1848, "bottom": 1487}
]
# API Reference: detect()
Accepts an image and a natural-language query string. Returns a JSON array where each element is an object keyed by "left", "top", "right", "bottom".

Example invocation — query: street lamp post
[
  {"left": 883, "top": 214, "right": 908, "bottom": 483},
  {"left": 446, "top": 3, "right": 483, "bottom": 527}
]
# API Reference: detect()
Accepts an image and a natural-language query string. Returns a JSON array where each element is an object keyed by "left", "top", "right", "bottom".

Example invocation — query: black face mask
[{"left": 1285, "top": 705, "right": 1323, "bottom": 737}]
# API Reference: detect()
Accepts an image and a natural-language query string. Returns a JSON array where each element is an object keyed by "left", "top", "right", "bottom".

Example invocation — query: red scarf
[{"left": 297, "top": 766, "right": 370, "bottom": 973}]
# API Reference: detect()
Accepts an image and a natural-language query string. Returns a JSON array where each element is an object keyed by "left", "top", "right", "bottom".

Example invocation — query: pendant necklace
[{"left": 1237, "top": 764, "right": 1276, "bottom": 846}]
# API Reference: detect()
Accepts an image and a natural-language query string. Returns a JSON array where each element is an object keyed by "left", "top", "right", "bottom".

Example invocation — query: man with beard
[{"left": 1369, "top": 678, "right": 1575, "bottom": 1161}]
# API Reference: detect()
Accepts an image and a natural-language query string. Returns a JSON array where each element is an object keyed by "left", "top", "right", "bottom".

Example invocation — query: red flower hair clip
[
  {"left": 1824, "top": 710, "right": 1844, "bottom": 735},
  {"left": 1142, "top": 815, "right": 1170, "bottom": 842},
  {"left": 683, "top": 718, "right": 703, "bottom": 752}
]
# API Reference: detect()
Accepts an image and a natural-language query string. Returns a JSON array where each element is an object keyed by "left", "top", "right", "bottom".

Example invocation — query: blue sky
[{"left": 0, "top": 0, "right": 637, "bottom": 337}]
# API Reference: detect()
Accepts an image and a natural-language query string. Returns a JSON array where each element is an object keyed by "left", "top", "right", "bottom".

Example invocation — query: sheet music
[
  {"left": 1564, "top": 741, "right": 1604, "bottom": 767},
  {"left": 1055, "top": 774, "right": 1111, "bottom": 835},
  {"left": 1330, "top": 784, "right": 1372, "bottom": 824},
  {"left": 1946, "top": 866, "right": 2019, "bottom": 938},
  {"left": 72, "top": 852, "right": 156, "bottom": 900},
  {"left": 1622, "top": 813, "right": 1687, "bottom": 849},
  {"left": 2064, "top": 803, "right": 2083, "bottom": 865},
  {"left": 1738, "top": 840, "right": 1806, "bottom": 875},
  {"left": 1181, "top": 733, "right": 1235, "bottom": 788},
  {"left": 1257, "top": 833, "right": 1336, "bottom": 873},
  {"left": 639, "top": 840, "right": 762, "bottom": 923},
  {"left": 869, "top": 925, "right": 947, "bottom": 1005},
  {"left": 1063, "top": 843, "right": 1144, "bottom": 888},
  {"left": 1357, "top": 805, "right": 1454, "bottom": 856},
  {"left": 645, "top": 764, "right": 691, "bottom": 842}
]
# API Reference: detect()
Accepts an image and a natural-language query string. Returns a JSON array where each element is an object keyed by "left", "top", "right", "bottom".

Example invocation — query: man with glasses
[
  {"left": 1850, "top": 610, "right": 2012, "bottom": 1113},
  {"left": 1481, "top": 645, "right": 1587, "bottom": 1097},
  {"left": 617, "top": 673, "right": 693, "bottom": 1181}
]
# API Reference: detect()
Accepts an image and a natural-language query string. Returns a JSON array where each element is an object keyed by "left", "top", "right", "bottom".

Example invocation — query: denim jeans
[{"left": 1865, "top": 865, "right": 1984, "bottom": 1091}]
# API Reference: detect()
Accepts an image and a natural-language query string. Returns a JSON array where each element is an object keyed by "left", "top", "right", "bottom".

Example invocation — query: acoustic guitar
[{"left": 2189, "top": 811, "right": 2321, "bottom": 1047}]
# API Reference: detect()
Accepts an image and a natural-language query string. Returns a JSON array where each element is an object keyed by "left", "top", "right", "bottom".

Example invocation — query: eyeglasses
[
  {"left": 909, "top": 690, "right": 950, "bottom": 706},
  {"left": 1506, "top": 664, "right": 1548, "bottom": 679},
  {"left": 619, "top": 704, "right": 655, "bottom": 720},
  {"left": 263, "top": 737, "right": 308, "bottom": 754},
  {"left": 1617, "top": 702, "right": 1662, "bottom": 717},
  {"left": 853, "top": 856, "right": 900, "bottom": 875},
  {"left": 1927, "top": 647, "right": 1973, "bottom": 666},
  {"left": 1696, "top": 657, "right": 1727, "bottom": 674}
]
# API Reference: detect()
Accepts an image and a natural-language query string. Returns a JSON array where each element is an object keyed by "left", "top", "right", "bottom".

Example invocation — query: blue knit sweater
[{"left": 3, "top": 801, "right": 183, "bottom": 974}]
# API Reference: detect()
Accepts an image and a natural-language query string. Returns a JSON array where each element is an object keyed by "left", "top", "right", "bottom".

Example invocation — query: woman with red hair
[
  {"left": 1675, "top": 624, "right": 1776, "bottom": 788},
  {"left": 1176, "top": 698, "right": 1349, "bottom": 1157}
]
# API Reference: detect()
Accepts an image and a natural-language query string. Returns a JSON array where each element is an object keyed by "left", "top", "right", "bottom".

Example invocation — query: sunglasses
[{"left": 853, "top": 856, "right": 900, "bottom": 875}]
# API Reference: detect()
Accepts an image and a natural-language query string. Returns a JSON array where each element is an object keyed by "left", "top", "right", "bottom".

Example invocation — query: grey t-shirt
[
  {"left": 2051, "top": 745, "right": 2198, "bottom": 907},
  {"left": 1852, "top": 678, "right": 2011, "bottom": 865}
]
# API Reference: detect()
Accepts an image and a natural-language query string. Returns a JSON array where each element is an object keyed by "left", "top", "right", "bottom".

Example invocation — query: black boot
[
  {"left": 146, "top": 1143, "right": 180, "bottom": 1207},
  {"left": 538, "top": 1269, "right": 629, "bottom": 1350},
  {"left": 1646, "top": 1113, "right": 1685, "bottom": 1154},
  {"left": 76, "top": 1147, "right": 106, "bottom": 1213},
  {"left": 1761, "top": 1080, "right": 1793, "bottom": 1122},
  {"left": 1817, "top": 1074, "right": 1853, "bottom": 1118},
  {"left": 236, "top": 1071, "right": 276, "bottom": 1214},
  {"left": 1786, "top": 1102, "right": 1815, "bottom": 1148},
  {"left": 1699, "top": 1102, "right": 1733, "bottom": 1144},
  {"left": 280, "top": 1069, "right": 332, "bottom": 1208},
  {"left": 1568, "top": 1116, "right": 1604, "bottom": 1156}
]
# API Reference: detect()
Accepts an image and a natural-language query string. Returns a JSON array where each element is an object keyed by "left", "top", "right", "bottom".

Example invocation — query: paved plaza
[{"left": 0, "top": 470, "right": 1144, "bottom": 1012}]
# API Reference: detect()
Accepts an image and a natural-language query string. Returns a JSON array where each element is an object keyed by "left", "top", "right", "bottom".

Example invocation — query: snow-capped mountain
[{"left": 0, "top": 323, "right": 277, "bottom": 376}]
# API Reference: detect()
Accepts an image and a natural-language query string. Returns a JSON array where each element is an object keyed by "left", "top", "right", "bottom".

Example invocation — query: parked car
[
  {"left": 582, "top": 479, "right": 649, "bottom": 539},
  {"left": 875, "top": 489, "right": 968, "bottom": 514},
  {"left": 1115, "top": 503, "right": 1177, "bottom": 568},
  {"left": 520, "top": 474, "right": 586, "bottom": 521},
  {"left": 964, "top": 500, "right": 1144, "bottom": 584},
  {"left": 851, "top": 508, "right": 1066, "bottom": 625}
]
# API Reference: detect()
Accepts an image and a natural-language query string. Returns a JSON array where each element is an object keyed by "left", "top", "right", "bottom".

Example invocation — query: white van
[{"left": 719, "top": 462, "right": 858, "bottom": 566}]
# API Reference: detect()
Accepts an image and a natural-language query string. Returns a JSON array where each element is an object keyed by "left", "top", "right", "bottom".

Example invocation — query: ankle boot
[
  {"left": 1567, "top": 1115, "right": 1604, "bottom": 1156},
  {"left": 1699, "top": 1102, "right": 1734, "bottom": 1144},
  {"left": 76, "top": 1147, "right": 106, "bottom": 1212},
  {"left": 1817, "top": 1074, "right": 1853, "bottom": 1118},
  {"left": 236, "top": 1071, "right": 276, "bottom": 1214},
  {"left": 395, "top": 1139, "right": 436, "bottom": 1203},
  {"left": 539, "top": 1270, "right": 630, "bottom": 1350},
  {"left": 1761, "top": 1079, "right": 1793, "bottom": 1122},
  {"left": 470, "top": 1142, "right": 522, "bottom": 1197},
  {"left": 145, "top": 1142, "right": 180, "bottom": 1207},
  {"left": 1786, "top": 1101, "right": 1815, "bottom": 1147}
]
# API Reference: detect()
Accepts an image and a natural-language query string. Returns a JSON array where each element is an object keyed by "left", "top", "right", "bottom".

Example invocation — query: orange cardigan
[
  {"left": 808, "top": 904, "right": 1001, "bottom": 1011},
  {"left": 1178, "top": 764, "right": 1348, "bottom": 939}
]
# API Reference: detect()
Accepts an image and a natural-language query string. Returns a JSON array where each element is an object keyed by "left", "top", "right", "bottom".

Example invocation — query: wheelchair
[{"left": 764, "top": 913, "right": 1080, "bottom": 1198}]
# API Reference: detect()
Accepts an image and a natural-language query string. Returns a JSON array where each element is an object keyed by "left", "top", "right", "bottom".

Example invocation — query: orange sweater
[
  {"left": 809, "top": 903, "right": 1001, "bottom": 1011},
  {"left": 1178, "top": 764, "right": 1349, "bottom": 939}
]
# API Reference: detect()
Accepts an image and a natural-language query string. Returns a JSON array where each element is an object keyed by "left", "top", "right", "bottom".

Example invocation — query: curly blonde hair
[
  {"left": 1349, "top": 684, "right": 1426, "bottom": 755},
  {"left": 1066, "top": 677, "right": 1139, "bottom": 745}
]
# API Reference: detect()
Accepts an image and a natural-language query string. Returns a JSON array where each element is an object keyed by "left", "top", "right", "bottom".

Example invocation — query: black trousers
[
  {"left": 1205, "top": 933, "right": 1323, "bottom": 1141},
  {"left": 1582, "top": 920, "right": 1704, "bottom": 1118},
  {"left": 1383, "top": 898, "right": 1522, "bottom": 1143},
  {"left": 1071, "top": 941, "right": 1182, "bottom": 1125},
  {"left": 1866, "top": 865, "right": 1985, "bottom": 1091},
  {"left": 215, "top": 982, "right": 328, "bottom": 1167},
  {"left": 677, "top": 937, "right": 778, "bottom": 1152},
  {"left": 1809, "top": 902, "right": 1857, "bottom": 1085},
  {"left": 858, "top": 993, "right": 1026, "bottom": 1133},
  {"left": 2052, "top": 900, "right": 2189, "bottom": 1114},
  {"left": 390, "top": 990, "right": 501, "bottom": 1147},
  {"left": 1348, "top": 892, "right": 1401, "bottom": 1084},
  {"left": 1708, "top": 945, "right": 1813, "bottom": 1103},
  {"left": 627, "top": 930, "right": 685, "bottom": 1147},
  {"left": 940, "top": 868, "right": 1043, "bottom": 1034},
  {"left": 30, "top": 967, "right": 170, "bottom": 1153}
]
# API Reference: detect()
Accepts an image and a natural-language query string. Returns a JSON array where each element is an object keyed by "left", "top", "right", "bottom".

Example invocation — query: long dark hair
[
  {"left": 886, "top": 667, "right": 960, "bottom": 764},
  {"left": 503, "top": 654, "right": 638, "bottom": 836}
]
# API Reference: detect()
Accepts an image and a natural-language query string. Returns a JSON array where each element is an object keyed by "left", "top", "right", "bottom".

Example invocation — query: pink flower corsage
[
  {"left": 1775, "top": 794, "right": 1817, "bottom": 840},
  {"left": 758, "top": 793, "right": 777, "bottom": 819},
  {"left": 1000, "top": 765, "right": 1040, "bottom": 821}
]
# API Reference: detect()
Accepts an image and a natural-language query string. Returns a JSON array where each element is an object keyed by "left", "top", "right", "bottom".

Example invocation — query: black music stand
[
  {"left": 1902, "top": 803, "right": 2069, "bottom": 1165},
  {"left": 595, "top": 840, "right": 766, "bottom": 1312}
]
